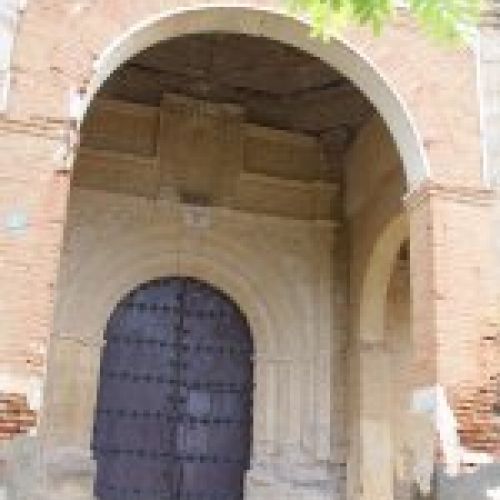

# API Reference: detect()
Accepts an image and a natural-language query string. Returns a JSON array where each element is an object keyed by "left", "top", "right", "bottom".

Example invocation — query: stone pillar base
[
  {"left": 0, "top": 439, "right": 96, "bottom": 500},
  {"left": 1, "top": 440, "right": 347, "bottom": 500},
  {"left": 245, "top": 457, "right": 341, "bottom": 500}
]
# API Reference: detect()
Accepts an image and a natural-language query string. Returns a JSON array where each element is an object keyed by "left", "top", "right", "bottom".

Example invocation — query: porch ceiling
[{"left": 100, "top": 33, "right": 375, "bottom": 166}]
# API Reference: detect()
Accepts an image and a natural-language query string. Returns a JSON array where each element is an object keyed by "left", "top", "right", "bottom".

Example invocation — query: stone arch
[
  {"left": 39, "top": 6, "right": 434, "bottom": 498},
  {"left": 353, "top": 211, "right": 410, "bottom": 500},
  {"left": 46, "top": 217, "right": 310, "bottom": 462},
  {"left": 54, "top": 226, "right": 303, "bottom": 357},
  {"left": 74, "top": 5, "right": 429, "bottom": 190},
  {"left": 359, "top": 211, "right": 409, "bottom": 344}
]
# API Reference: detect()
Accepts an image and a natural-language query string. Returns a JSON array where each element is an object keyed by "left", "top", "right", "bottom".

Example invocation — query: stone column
[
  {"left": 406, "top": 180, "right": 497, "bottom": 496},
  {"left": 358, "top": 342, "right": 394, "bottom": 500}
]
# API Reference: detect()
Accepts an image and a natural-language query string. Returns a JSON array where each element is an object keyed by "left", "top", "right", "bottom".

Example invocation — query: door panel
[{"left": 93, "top": 277, "right": 253, "bottom": 500}]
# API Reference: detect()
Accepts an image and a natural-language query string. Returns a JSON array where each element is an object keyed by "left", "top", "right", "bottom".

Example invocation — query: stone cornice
[{"left": 404, "top": 179, "right": 495, "bottom": 212}]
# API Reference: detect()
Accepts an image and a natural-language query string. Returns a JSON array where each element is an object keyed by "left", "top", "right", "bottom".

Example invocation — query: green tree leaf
[{"left": 288, "top": 0, "right": 480, "bottom": 42}]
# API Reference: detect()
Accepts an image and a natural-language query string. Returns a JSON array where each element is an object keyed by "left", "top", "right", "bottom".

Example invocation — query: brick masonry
[{"left": 0, "top": 392, "right": 36, "bottom": 441}]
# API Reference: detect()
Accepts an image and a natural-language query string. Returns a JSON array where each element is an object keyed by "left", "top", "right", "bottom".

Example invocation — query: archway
[
  {"left": 41, "top": 7, "right": 428, "bottom": 500},
  {"left": 93, "top": 276, "right": 254, "bottom": 499},
  {"left": 354, "top": 213, "right": 411, "bottom": 499},
  {"left": 76, "top": 6, "right": 429, "bottom": 191},
  {"left": 359, "top": 212, "right": 409, "bottom": 345},
  {"left": 0, "top": 2, "right": 491, "bottom": 500}
]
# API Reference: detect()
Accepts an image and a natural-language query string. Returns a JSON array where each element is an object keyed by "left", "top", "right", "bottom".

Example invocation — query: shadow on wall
[{"left": 411, "top": 464, "right": 500, "bottom": 500}]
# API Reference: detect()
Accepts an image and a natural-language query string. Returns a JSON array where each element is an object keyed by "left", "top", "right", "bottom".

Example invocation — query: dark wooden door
[{"left": 92, "top": 277, "right": 253, "bottom": 500}]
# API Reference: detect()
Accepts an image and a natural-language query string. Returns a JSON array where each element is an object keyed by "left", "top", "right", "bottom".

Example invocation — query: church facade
[{"left": 0, "top": 1, "right": 498, "bottom": 499}]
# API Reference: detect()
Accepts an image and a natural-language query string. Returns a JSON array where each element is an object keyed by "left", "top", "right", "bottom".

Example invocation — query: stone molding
[{"left": 404, "top": 179, "right": 496, "bottom": 212}]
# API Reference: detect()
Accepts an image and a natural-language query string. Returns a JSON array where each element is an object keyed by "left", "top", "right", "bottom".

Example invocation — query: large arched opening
[
  {"left": 77, "top": 6, "right": 429, "bottom": 190},
  {"left": 38, "top": 7, "right": 428, "bottom": 500}
]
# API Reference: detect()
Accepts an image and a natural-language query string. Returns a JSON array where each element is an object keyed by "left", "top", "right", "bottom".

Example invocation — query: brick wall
[{"left": 0, "top": 392, "right": 36, "bottom": 440}]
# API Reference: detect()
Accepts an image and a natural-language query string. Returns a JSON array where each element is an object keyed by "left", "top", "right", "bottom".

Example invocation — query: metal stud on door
[{"left": 92, "top": 277, "right": 253, "bottom": 500}]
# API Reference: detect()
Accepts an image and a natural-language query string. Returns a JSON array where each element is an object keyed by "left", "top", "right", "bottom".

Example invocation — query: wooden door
[{"left": 92, "top": 277, "right": 253, "bottom": 499}]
